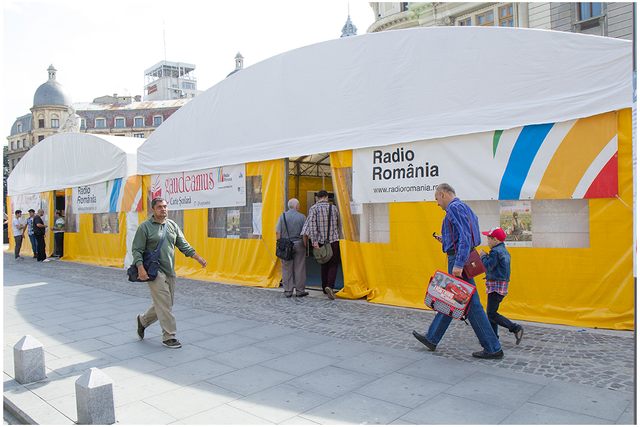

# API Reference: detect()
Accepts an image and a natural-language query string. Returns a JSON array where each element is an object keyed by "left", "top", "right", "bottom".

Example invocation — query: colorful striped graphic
[{"left": 497, "top": 112, "right": 618, "bottom": 200}]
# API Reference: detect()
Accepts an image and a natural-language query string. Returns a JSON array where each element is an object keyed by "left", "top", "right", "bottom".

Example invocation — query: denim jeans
[
  {"left": 28, "top": 234, "right": 37, "bottom": 256},
  {"left": 425, "top": 254, "right": 502, "bottom": 354},
  {"left": 486, "top": 292, "right": 517, "bottom": 338}
]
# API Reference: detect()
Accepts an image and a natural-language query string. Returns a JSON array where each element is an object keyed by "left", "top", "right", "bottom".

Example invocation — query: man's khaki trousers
[{"left": 140, "top": 271, "right": 176, "bottom": 342}]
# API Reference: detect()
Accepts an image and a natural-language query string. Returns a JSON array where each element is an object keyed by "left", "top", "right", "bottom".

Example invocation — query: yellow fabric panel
[
  {"left": 536, "top": 112, "right": 618, "bottom": 199},
  {"left": 63, "top": 212, "right": 128, "bottom": 267},
  {"left": 173, "top": 160, "right": 283, "bottom": 288},
  {"left": 332, "top": 109, "right": 633, "bottom": 329},
  {"left": 288, "top": 176, "right": 334, "bottom": 216}
]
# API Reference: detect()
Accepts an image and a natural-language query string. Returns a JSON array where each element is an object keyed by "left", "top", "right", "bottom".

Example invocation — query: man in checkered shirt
[{"left": 301, "top": 190, "right": 341, "bottom": 300}]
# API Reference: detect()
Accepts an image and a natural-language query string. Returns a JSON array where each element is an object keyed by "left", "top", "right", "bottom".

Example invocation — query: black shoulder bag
[
  {"left": 127, "top": 223, "right": 167, "bottom": 282},
  {"left": 276, "top": 213, "right": 295, "bottom": 261}
]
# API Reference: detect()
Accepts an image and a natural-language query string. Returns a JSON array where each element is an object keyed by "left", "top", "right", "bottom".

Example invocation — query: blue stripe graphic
[
  {"left": 109, "top": 178, "right": 123, "bottom": 212},
  {"left": 498, "top": 123, "right": 554, "bottom": 200}
]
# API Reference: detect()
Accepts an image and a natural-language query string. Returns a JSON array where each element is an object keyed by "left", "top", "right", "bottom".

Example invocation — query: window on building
[
  {"left": 23, "top": 139, "right": 26, "bottom": 147},
  {"left": 182, "top": 82, "right": 195, "bottom": 90},
  {"left": 477, "top": 10, "right": 494, "bottom": 26},
  {"left": 17, "top": 123, "right": 22, "bottom": 133},
  {"left": 96, "top": 118, "right": 106, "bottom": 128},
  {"left": 11, "top": 159, "right": 15, "bottom": 168},
  {"left": 38, "top": 119, "right": 45, "bottom": 128},
  {"left": 153, "top": 116, "right": 163, "bottom": 126},
  {"left": 115, "top": 118, "right": 125, "bottom": 128},
  {"left": 579, "top": 2, "right": 603, "bottom": 20},
  {"left": 11, "top": 141, "right": 15, "bottom": 150},
  {"left": 38, "top": 135, "right": 44, "bottom": 142},
  {"left": 134, "top": 133, "right": 145, "bottom": 138},
  {"left": 135, "top": 117, "right": 144, "bottom": 127},
  {"left": 459, "top": 18, "right": 471, "bottom": 26},
  {"left": 51, "top": 118, "right": 59, "bottom": 128},
  {"left": 80, "top": 119, "right": 86, "bottom": 129},
  {"left": 499, "top": 4, "right": 514, "bottom": 26},
  {"left": 115, "top": 134, "right": 125, "bottom": 137},
  {"left": 16, "top": 140, "right": 21, "bottom": 149}
]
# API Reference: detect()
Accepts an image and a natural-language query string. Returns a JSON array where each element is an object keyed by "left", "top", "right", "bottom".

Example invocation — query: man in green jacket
[{"left": 133, "top": 197, "right": 207, "bottom": 349}]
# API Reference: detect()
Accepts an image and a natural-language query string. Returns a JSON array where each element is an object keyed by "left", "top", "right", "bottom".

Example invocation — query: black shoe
[
  {"left": 412, "top": 330, "right": 436, "bottom": 351},
  {"left": 136, "top": 315, "right": 145, "bottom": 339},
  {"left": 472, "top": 349, "right": 504, "bottom": 359},
  {"left": 514, "top": 326, "right": 524, "bottom": 345},
  {"left": 296, "top": 291, "right": 309, "bottom": 297},
  {"left": 163, "top": 339, "right": 182, "bottom": 349},
  {"left": 285, "top": 293, "right": 293, "bottom": 298},
  {"left": 325, "top": 288, "right": 335, "bottom": 300}
]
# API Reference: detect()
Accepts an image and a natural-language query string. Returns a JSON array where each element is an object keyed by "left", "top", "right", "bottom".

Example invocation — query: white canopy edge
[
  {"left": 8, "top": 133, "right": 144, "bottom": 196},
  {"left": 138, "top": 26, "right": 632, "bottom": 175}
]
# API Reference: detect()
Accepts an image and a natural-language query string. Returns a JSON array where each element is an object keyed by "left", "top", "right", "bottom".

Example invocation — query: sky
[{"left": 2, "top": 0, "right": 375, "bottom": 144}]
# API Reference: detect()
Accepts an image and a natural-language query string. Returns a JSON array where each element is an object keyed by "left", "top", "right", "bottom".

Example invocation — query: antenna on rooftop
[{"left": 163, "top": 20, "right": 167, "bottom": 63}]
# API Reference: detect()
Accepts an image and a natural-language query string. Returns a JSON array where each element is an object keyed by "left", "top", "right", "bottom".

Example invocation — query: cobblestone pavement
[{"left": 4, "top": 253, "right": 634, "bottom": 394}]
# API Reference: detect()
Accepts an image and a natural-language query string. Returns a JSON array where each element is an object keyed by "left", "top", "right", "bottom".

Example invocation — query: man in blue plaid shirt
[
  {"left": 301, "top": 190, "right": 341, "bottom": 300},
  {"left": 413, "top": 183, "right": 504, "bottom": 359}
]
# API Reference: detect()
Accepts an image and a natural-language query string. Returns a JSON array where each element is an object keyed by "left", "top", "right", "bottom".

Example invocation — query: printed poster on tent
[
  {"left": 500, "top": 201, "right": 532, "bottom": 247},
  {"left": 150, "top": 165, "right": 246, "bottom": 211},
  {"left": 352, "top": 113, "right": 619, "bottom": 203},
  {"left": 71, "top": 178, "right": 142, "bottom": 214},
  {"left": 11, "top": 193, "right": 42, "bottom": 213}
]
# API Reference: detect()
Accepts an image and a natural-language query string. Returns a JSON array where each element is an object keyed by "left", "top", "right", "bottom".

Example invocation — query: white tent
[
  {"left": 138, "top": 26, "right": 632, "bottom": 174},
  {"left": 8, "top": 133, "right": 144, "bottom": 196}
]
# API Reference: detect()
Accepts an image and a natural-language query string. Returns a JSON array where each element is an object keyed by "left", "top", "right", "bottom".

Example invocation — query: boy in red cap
[{"left": 479, "top": 227, "right": 524, "bottom": 345}]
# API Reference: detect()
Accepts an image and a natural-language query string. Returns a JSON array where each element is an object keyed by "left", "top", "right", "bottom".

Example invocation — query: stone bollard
[
  {"left": 75, "top": 368, "right": 116, "bottom": 425},
  {"left": 13, "top": 335, "right": 46, "bottom": 384}
]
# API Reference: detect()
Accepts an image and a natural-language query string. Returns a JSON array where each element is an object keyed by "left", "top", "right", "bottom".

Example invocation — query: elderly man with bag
[
  {"left": 301, "top": 190, "right": 341, "bottom": 300},
  {"left": 275, "top": 198, "right": 309, "bottom": 298},
  {"left": 132, "top": 197, "right": 207, "bottom": 349},
  {"left": 412, "top": 183, "right": 504, "bottom": 359}
]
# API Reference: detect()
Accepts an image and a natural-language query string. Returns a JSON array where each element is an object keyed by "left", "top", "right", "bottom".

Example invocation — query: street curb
[{"left": 4, "top": 394, "right": 37, "bottom": 425}]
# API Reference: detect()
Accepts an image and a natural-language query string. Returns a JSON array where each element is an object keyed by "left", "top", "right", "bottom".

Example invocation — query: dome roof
[{"left": 33, "top": 65, "right": 72, "bottom": 107}]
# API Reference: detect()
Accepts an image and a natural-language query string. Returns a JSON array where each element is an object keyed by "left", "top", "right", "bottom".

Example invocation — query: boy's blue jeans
[
  {"left": 486, "top": 292, "right": 518, "bottom": 338},
  {"left": 425, "top": 254, "right": 502, "bottom": 354}
]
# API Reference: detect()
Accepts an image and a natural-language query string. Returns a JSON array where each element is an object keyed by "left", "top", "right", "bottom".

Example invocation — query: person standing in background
[
  {"left": 12, "top": 210, "right": 25, "bottom": 260},
  {"left": 26, "top": 209, "right": 37, "bottom": 258}
]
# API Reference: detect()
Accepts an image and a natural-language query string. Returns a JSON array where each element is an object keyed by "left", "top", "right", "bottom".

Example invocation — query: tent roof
[
  {"left": 8, "top": 133, "right": 144, "bottom": 196},
  {"left": 138, "top": 26, "right": 632, "bottom": 175}
]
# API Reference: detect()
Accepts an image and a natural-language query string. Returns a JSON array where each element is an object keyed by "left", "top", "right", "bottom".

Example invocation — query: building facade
[
  {"left": 6, "top": 65, "right": 192, "bottom": 173},
  {"left": 144, "top": 60, "right": 199, "bottom": 101},
  {"left": 367, "top": 2, "right": 633, "bottom": 40}
]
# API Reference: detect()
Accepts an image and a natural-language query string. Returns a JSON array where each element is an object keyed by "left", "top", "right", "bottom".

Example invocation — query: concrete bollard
[
  {"left": 75, "top": 368, "right": 116, "bottom": 425},
  {"left": 13, "top": 335, "right": 46, "bottom": 384}
]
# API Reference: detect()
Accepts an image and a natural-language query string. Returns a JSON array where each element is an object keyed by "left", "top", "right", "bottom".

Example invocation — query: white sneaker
[{"left": 42, "top": 259, "right": 51, "bottom": 263}]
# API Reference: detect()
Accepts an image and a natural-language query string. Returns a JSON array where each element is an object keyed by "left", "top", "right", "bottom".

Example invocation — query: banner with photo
[
  {"left": 500, "top": 201, "right": 532, "bottom": 247},
  {"left": 352, "top": 113, "right": 618, "bottom": 203},
  {"left": 150, "top": 164, "right": 246, "bottom": 211},
  {"left": 11, "top": 193, "right": 42, "bottom": 213},
  {"left": 71, "top": 178, "right": 141, "bottom": 214}
]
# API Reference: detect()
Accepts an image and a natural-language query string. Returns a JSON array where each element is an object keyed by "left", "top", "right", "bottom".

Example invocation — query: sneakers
[
  {"left": 15, "top": 257, "right": 24, "bottom": 261},
  {"left": 42, "top": 259, "right": 51, "bottom": 263},
  {"left": 136, "top": 315, "right": 145, "bottom": 340},
  {"left": 412, "top": 330, "right": 436, "bottom": 351},
  {"left": 284, "top": 292, "right": 293, "bottom": 298},
  {"left": 162, "top": 339, "right": 182, "bottom": 349},
  {"left": 472, "top": 349, "right": 504, "bottom": 359},
  {"left": 514, "top": 326, "right": 524, "bottom": 345},
  {"left": 296, "top": 291, "right": 309, "bottom": 297},
  {"left": 325, "top": 288, "right": 335, "bottom": 300}
]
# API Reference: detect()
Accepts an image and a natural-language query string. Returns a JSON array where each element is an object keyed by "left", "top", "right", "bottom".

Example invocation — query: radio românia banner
[
  {"left": 72, "top": 177, "right": 142, "bottom": 213},
  {"left": 150, "top": 164, "right": 246, "bottom": 211},
  {"left": 353, "top": 113, "right": 618, "bottom": 203}
]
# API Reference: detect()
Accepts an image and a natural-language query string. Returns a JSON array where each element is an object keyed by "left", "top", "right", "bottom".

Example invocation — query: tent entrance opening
[{"left": 286, "top": 154, "right": 343, "bottom": 291}]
